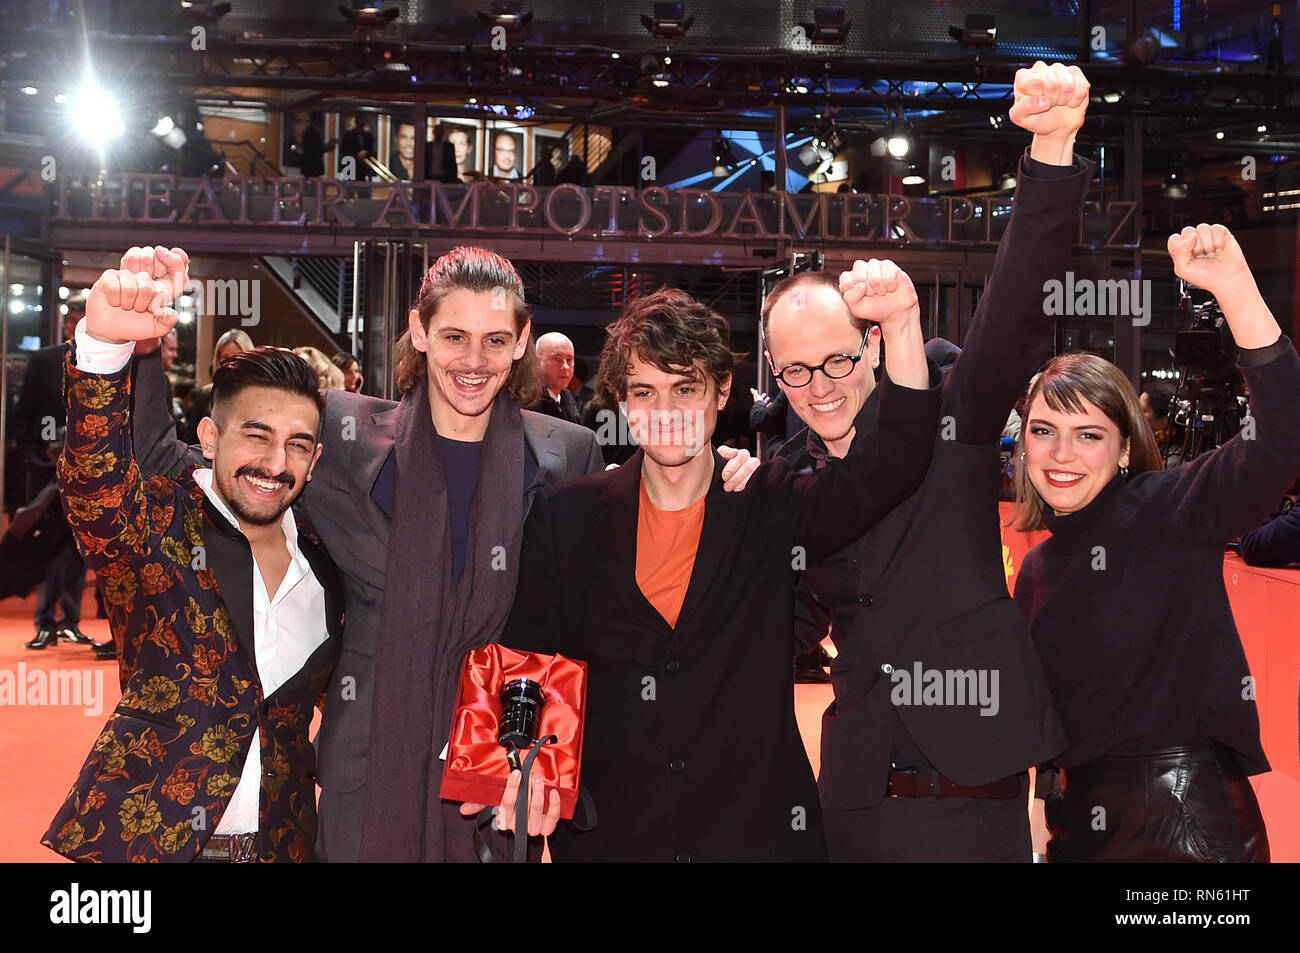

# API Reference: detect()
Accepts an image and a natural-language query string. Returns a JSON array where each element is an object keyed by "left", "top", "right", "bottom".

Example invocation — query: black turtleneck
[{"left": 1013, "top": 337, "right": 1300, "bottom": 772}]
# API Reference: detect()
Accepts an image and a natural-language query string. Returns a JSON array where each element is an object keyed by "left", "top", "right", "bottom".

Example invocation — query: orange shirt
[{"left": 635, "top": 479, "right": 706, "bottom": 629}]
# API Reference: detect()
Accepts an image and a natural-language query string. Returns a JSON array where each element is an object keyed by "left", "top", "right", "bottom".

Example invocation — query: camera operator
[{"left": 1238, "top": 476, "right": 1300, "bottom": 568}]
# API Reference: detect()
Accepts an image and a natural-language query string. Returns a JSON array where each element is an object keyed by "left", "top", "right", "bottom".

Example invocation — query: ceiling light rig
[
  {"left": 799, "top": 7, "right": 852, "bottom": 46},
  {"left": 339, "top": 4, "right": 401, "bottom": 33},
  {"left": 641, "top": 3, "right": 693, "bottom": 40},
  {"left": 478, "top": 2, "right": 534, "bottom": 31}
]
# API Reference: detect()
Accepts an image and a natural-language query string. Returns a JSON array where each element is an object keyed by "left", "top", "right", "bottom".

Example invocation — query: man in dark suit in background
[
  {"left": 766, "top": 61, "right": 1093, "bottom": 861},
  {"left": 14, "top": 292, "right": 92, "bottom": 650},
  {"left": 526, "top": 331, "right": 579, "bottom": 423}
]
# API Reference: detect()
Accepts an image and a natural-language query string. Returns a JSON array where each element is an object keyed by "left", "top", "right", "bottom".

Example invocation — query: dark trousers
[
  {"left": 1045, "top": 742, "right": 1268, "bottom": 862},
  {"left": 35, "top": 540, "right": 86, "bottom": 631},
  {"left": 824, "top": 772, "right": 1032, "bottom": 862}
]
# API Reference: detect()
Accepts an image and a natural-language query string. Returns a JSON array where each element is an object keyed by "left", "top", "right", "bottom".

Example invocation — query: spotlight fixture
[
  {"left": 712, "top": 136, "right": 737, "bottom": 177},
  {"left": 995, "top": 165, "right": 1017, "bottom": 191},
  {"left": 639, "top": 53, "right": 673, "bottom": 88},
  {"left": 799, "top": 7, "right": 852, "bottom": 46},
  {"left": 478, "top": 1, "right": 534, "bottom": 31},
  {"left": 179, "top": 1, "right": 232, "bottom": 22},
  {"left": 641, "top": 3, "right": 693, "bottom": 39},
  {"left": 901, "top": 163, "right": 926, "bottom": 186},
  {"left": 1162, "top": 169, "right": 1187, "bottom": 199},
  {"left": 880, "top": 118, "right": 912, "bottom": 159},
  {"left": 948, "top": 14, "right": 996, "bottom": 49},
  {"left": 799, "top": 120, "right": 841, "bottom": 166},
  {"left": 339, "top": 4, "right": 401, "bottom": 31}
]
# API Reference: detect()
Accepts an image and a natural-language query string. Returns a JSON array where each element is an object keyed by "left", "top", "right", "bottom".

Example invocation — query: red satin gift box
[{"left": 439, "top": 644, "right": 587, "bottom": 819}]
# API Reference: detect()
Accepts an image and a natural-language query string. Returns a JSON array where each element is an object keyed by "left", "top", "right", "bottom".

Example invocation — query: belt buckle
[
  {"left": 230, "top": 832, "right": 256, "bottom": 863},
  {"left": 917, "top": 769, "right": 943, "bottom": 798},
  {"left": 898, "top": 768, "right": 943, "bottom": 798}
]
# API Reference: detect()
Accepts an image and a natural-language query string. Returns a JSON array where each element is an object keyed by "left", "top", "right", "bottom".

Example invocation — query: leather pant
[{"left": 1044, "top": 741, "right": 1269, "bottom": 863}]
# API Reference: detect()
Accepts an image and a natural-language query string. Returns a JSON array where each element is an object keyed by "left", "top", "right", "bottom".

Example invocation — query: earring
[
  {"left": 1019, "top": 451, "right": 1025, "bottom": 463},
  {"left": 1119, "top": 465, "right": 1129, "bottom": 479}
]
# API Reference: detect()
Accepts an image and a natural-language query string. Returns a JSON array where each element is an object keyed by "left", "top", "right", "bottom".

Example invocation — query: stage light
[
  {"left": 641, "top": 3, "right": 693, "bottom": 39},
  {"left": 640, "top": 53, "right": 673, "bottom": 88},
  {"left": 883, "top": 119, "right": 912, "bottom": 159},
  {"left": 901, "top": 164, "right": 926, "bottom": 186},
  {"left": 20, "top": 86, "right": 37, "bottom": 96},
  {"left": 1162, "top": 170, "right": 1187, "bottom": 199},
  {"left": 797, "top": 140, "right": 823, "bottom": 166},
  {"left": 712, "top": 136, "right": 737, "bottom": 177},
  {"left": 180, "top": 1, "right": 232, "bottom": 26},
  {"left": 995, "top": 165, "right": 1017, "bottom": 190},
  {"left": 948, "top": 14, "right": 996, "bottom": 49},
  {"left": 1215, "top": 131, "right": 1224, "bottom": 140},
  {"left": 478, "top": 2, "right": 534, "bottom": 31},
  {"left": 799, "top": 7, "right": 851, "bottom": 46},
  {"left": 54, "top": 92, "right": 67, "bottom": 104},
  {"left": 152, "top": 116, "right": 175, "bottom": 136},
  {"left": 69, "top": 83, "right": 124, "bottom": 144},
  {"left": 339, "top": 4, "right": 401, "bottom": 30}
]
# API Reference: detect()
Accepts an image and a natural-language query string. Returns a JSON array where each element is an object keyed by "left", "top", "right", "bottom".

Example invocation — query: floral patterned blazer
[{"left": 43, "top": 353, "right": 344, "bottom": 862}]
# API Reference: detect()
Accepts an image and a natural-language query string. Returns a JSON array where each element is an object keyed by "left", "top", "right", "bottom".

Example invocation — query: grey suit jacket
[
  {"left": 305, "top": 389, "right": 603, "bottom": 799},
  {"left": 129, "top": 351, "right": 603, "bottom": 858}
]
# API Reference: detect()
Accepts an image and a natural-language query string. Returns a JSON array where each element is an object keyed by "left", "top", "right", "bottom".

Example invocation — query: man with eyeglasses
[{"left": 761, "top": 61, "right": 1094, "bottom": 861}]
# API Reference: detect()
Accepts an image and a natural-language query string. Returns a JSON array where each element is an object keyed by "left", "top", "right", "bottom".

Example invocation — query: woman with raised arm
[{"left": 1012, "top": 224, "right": 1300, "bottom": 862}]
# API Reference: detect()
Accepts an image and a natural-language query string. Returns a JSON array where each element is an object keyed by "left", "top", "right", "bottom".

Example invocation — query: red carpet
[
  {"left": 3, "top": 573, "right": 1292, "bottom": 861},
  {"left": 0, "top": 582, "right": 118, "bottom": 862}
]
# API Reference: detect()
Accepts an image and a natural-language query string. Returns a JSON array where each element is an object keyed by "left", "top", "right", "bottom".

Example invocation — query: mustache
[{"left": 234, "top": 466, "right": 294, "bottom": 490}]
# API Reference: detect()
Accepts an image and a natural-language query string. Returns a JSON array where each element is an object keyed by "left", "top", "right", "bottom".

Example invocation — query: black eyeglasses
[{"left": 770, "top": 329, "right": 870, "bottom": 388}]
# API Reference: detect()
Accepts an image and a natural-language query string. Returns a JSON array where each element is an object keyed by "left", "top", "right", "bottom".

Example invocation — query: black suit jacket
[
  {"left": 800, "top": 153, "right": 1092, "bottom": 812},
  {"left": 14, "top": 342, "right": 67, "bottom": 460},
  {"left": 502, "top": 371, "right": 941, "bottom": 861},
  {"left": 527, "top": 389, "right": 579, "bottom": 423}
]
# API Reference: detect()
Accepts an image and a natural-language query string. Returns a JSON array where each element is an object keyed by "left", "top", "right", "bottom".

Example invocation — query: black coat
[
  {"left": 798, "top": 154, "right": 1093, "bottom": 813},
  {"left": 502, "top": 372, "right": 941, "bottom": 861},
  {"left": 14, "top": 342, "right": 66, "bottom": 459},
  {"left": 526, "top": 389, "right": 579, "bottom": 423}
]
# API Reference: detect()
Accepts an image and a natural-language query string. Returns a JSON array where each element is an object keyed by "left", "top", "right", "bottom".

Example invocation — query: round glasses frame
[{"left": 769, "top": 328, "right": 871, "bottom": 388}]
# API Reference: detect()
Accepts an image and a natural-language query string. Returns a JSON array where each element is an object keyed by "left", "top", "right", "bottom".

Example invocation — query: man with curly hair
[{"left": 44, "top": 252, "right": 344, "bottom": 862}]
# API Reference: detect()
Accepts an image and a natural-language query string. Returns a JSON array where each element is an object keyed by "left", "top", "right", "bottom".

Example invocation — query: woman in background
[
  {"left": 294, "top": 345, "right": 346, "bottom": 393},
  {"left": 1012, "top": 224, "right": 1300, "bottom": 862}
]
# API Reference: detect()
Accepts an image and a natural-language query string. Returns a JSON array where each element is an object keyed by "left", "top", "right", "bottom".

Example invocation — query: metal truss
[{"left": 3, "top": 33, "right": 1297, "bottom": 122}]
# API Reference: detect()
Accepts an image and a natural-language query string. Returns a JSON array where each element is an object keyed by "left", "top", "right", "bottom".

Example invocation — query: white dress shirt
[{"left": 74, "top": 321, "right": 329, "bottom": 834}]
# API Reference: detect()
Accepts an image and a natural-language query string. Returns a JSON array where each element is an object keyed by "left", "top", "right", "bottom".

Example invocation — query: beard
[{"left": 216, "top": 465, "right": 298, "bottom": 527}]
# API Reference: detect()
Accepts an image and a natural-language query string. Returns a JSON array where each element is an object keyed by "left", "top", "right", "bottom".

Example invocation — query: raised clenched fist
[
  {"left": 1009, "top": 61, "right": 1089, "bottom": 142},
  {"left": 839, "top": 258, "right": 919, "bottom": 338},
  {"left": 84, "top": 268, "right": 180, "bottom": 345}
]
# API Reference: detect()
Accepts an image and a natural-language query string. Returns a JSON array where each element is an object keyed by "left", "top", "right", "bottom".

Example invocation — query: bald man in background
[{"left": 527, "top": 331, "right": 579, "bottom": 423}]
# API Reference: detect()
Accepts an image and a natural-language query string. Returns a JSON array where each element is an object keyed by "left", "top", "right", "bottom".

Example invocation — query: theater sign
[{"left": 49, "top": 174, "right": 1139, "bottom": 264}]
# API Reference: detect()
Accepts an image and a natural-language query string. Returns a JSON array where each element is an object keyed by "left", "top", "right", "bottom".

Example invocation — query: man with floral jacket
[{"left": 43, "top": 255, "right": 343, "bottom": 862}]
